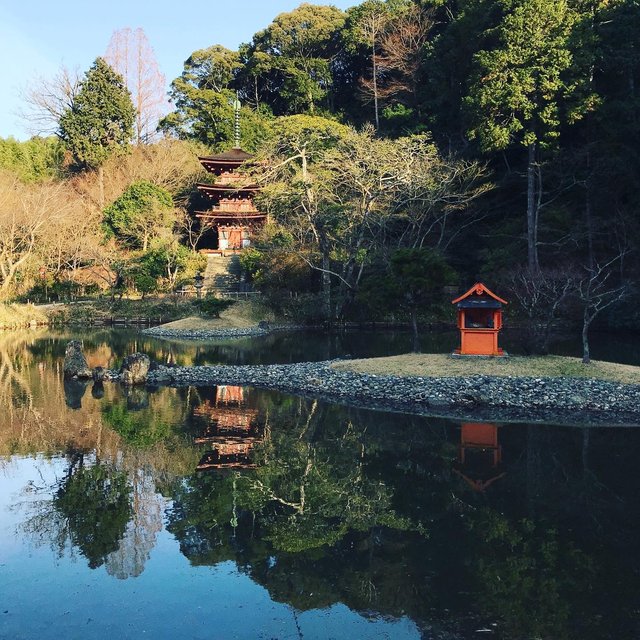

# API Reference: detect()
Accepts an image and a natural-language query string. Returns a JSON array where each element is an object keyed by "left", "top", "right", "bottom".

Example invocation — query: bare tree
[
  {"left": 360, "top": 5, "right": 434, "bottom": 111},
  {"left": 505, "top": 265, "right": 579, "bottom": 354},
  {"left": 578, "top": 253, "right": 629, "bottom": 364},
  {"left": 354, "top": 5, "right": 390, "bottom": 129},
  {"left": 105, "top": 28, "right": 168, "bottom": 144},
  {"left": 20, "top": 65, "right": 82, "bottom": 136},
  {"left": 0, "top": 173, "right": 73, "bottom": 298}
]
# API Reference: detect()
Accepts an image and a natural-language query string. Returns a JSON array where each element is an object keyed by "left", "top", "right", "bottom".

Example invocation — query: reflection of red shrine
[
  {"left": 195, "top": 148, "right": 267, "bottom": 252},
  {"left": 194, "top": 386, "right": 262, "bottom": 471},
  {"left": 453, "top": 422, "right": 506, "bottom": 492},
  {"left": 452, "top": 283, "right": 507, "bottom": 356}
]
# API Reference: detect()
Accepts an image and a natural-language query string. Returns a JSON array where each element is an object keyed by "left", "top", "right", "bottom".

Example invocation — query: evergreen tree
[
  {"left": 59, "top": 57, "right": 135, "bottom": 171},
  {"left": 464, "top": 0, "right": 579, "bottom": 272}
]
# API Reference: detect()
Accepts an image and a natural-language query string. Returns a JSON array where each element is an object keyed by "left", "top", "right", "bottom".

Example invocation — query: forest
[{"left": 0, "top": 0, "right": 638, "bottom": 349}]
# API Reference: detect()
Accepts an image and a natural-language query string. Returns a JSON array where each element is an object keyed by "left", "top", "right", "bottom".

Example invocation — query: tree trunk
[
  {"left": 526, "top": 142, "right": 539, "bottom": 272},
  {"left": 372, "top": 39, "right": 379, "bottom": 130},
  {"left": 98, "top": 165, "right": 105, "bottom": 210},
  {"left": 582, "top": 314, "right": 591, "bottom": 364},
  {"left": 321, "top": 251, "right": 331, "bottom": 321},
  {"left": 410, "top": 309, "right": 420, "bottom": 353}
]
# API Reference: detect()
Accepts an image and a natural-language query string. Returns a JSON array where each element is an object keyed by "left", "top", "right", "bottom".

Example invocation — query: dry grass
[
  {"left": 331, "top": 353, "right": 640, "bottom": 385},
  {"left": 156, "top": 301, "right": 263, "bottom": 330},
  {"left": 0, "top": 303, "right": 48, "bottom": 329}
]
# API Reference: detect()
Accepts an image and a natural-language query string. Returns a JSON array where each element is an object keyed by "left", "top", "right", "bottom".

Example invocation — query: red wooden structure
[
  {"left": 453, "top": 422, "right": 506, "bottom": 492},
  {"left": 195, "top": 148, "right": 267, "bottom": 252},
  {"left": 452, "top": 282, "right": 507, "bottom": 356},
  {"left": 193, "top": 385, "right": 262, "bottom": 471}
]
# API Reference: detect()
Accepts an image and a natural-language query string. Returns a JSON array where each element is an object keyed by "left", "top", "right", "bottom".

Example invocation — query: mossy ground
[{"left": 331, "top": 353, "right": 640, "bottom": 385}]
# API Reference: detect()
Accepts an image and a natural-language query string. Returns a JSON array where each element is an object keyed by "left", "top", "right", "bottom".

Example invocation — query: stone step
[{"left": 203, "top": 254, "right": 244, "bottom": 293}]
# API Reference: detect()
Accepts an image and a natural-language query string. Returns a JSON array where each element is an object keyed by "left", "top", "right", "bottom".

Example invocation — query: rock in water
[
  {"left": 120, "top": 353, "right": 151, "bottom": 385},
  {"left": 63, "top": 340, "right": 93, "bottom": 379}
]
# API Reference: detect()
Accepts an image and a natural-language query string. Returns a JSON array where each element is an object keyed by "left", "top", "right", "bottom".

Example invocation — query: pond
[{"left": 1, "top": 327, "right": 639, "bottom": 639}]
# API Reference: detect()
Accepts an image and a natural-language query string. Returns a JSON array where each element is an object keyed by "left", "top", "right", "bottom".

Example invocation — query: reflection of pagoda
[
  {"left": 195, "top": 101, "right": 267, "bottom": 252},
  {"left": 193, "top": 386, "right": 262, "bottom": 471},
  {"left": 453, "top": 422, "right": 506, "bottom": 492}
]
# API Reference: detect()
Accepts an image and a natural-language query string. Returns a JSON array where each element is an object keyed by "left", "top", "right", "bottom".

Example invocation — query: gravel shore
[
  {"left": 145, "top": 359, "right": 640, "bottom": 426},
  {"left": 141, "top": 323, "right": 303, "bottom": 340}
]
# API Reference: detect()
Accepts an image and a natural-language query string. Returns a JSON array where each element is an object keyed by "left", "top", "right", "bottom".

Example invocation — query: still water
[{"left": 1, "top": 328, "right": 639, "bottom": 639}]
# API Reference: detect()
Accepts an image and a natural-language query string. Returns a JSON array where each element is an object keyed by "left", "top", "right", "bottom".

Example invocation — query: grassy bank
[
  {"left": 0, "top": 303, "right": 48, "bottom": 329},
  {"left": 332, "top": 353, "right": 640, "bottom": 385},
  {"left": 1, "top": 296, "right": 280, "bottom": 331}
]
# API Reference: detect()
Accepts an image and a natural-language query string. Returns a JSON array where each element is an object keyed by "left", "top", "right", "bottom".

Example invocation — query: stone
[
  {"left": 120, "top": 353, "right": 151, "bottom": 385},
  {"left": 63, "top": 340, "right": 93, "bottom": 379},
  {"left": 64, "top": 378, "right": 89, "bottom": 409},
  {"left": 91, "top": 381, "right": 105, "bottom": 400},
  {"left": 93, "top": 366, "right": 109, "bottom": 382}
]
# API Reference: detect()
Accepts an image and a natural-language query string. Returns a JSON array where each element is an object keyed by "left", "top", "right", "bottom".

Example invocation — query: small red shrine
[
  {"left": 195, "top": 148, "right": 267, "bottom": 252},
  {"left": 452, "top": 282, "right": 507, "bottom": 356}
]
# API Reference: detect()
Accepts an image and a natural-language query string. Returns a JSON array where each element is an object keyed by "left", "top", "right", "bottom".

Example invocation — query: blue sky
[{"left": 0, "top": 0, "right": 358, "bottom": 140}]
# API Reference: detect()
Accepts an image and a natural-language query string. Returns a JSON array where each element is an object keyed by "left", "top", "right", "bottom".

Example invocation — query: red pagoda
[
  {"left": 194, "top": 100, "right": 267, "bottom": 252},
  {"left": 193, "top": 385, "right": 262, "bottom": 471},
  {"left": 195, "top": 148, "right": 267, "bottom": 252}
]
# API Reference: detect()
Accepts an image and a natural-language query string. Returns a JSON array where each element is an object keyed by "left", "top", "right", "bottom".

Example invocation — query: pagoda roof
[
  {"left": 195, "top": 211, "right": 266, "bottom": 220},
  {"left": 198, "top": 147, "right": 253, "bottom": 165},
  {"left": 451, "top": 282, "right": 507, "bottom": 306},
  {"left": 196, "top": 183, "right": 260, "bottom": 193}
]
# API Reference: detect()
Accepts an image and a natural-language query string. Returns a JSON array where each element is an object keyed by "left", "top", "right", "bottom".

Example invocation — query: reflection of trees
[
  {"left": 53, "top": 454, "right": 132, "bottom": 569},
  {"left": 166, "top": 401, "right": 640, "bottom": 639},
  {"left": 105, "top": 465, "right": 165, "bottom": 579},
  {"left": 102, "top": 402, "right": 171, "bottom": 447}
]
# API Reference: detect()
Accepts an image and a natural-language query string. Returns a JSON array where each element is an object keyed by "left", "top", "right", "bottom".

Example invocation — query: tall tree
[
  {"left": 105, "top": 27, "right": 168, "bottom": 144},
  {"left": 59, "top": 57, "right": 135, "bottom": 207},
  {"left": 245, "top": 3, "right": 346, "bottom": 114},
  {"left": 465, "top": 0, "right": 578, "bottom": 272},
  {"left": 160, "top": 46, "right": 269, "bottom": 150},
  {"left": 343, "top": 0, "right": 395, "bottom": 129}
]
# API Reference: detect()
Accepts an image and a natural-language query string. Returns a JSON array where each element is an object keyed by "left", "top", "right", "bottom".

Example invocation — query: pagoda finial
[{"left": 233, "top": 93, "right": 241, "bottom": 149}]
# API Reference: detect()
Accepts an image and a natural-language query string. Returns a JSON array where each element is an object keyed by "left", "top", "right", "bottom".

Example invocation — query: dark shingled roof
[
  {"left": 199, "top": 148, "right": 253, "bottom": 163},
  {"left": 456, "top": 297, "right": 503, "bottom": 309}
]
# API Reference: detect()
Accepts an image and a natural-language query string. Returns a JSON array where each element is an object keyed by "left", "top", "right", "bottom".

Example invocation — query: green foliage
[
  {"left": 358, "top": 249, "right": 457, "bottom": 320},
  {"left": 102, "top": 404, "right": 171, "bottom": 447},
  {"left": 0, "top": 136, "right": 63, "bottom": 182},
  {"left": 159, "top": 45, "right": 272, "bottom": 149},
  {"left": 54, "top": 461, "right": 131, "bottom": 569},
  {"left": 465, "top": 0, "right": 579, "bottom": 151},
  {"left": 468, "top": 509, "right": 594, "bottom": 639},
  {"left": 59, "top": 57, "right": 135, "bottom": 170},
  {"left": 246, "top": 3, "right": 347, "bottom": 114},
  {"left": 193, "top": 293, "right": 235, "bottom": 318},
  {"left": 103, "top": 180, "right": 174, "bottom": 249}
]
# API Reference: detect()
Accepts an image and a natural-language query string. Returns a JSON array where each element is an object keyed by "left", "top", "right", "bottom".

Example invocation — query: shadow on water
[{"left": 1, "top": 328, "right": 640, "bottom": 639}]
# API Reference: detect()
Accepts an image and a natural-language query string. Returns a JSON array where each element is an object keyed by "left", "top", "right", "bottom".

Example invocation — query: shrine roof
[
  {"left": 451, "top": 282, "right": 507, "bottom": 306},
  {"left": 456, "top": 297, "right": 502, "bottom": 309}
]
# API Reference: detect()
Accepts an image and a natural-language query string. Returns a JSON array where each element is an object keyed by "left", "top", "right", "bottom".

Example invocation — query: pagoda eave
[
  {"left": 197, "top": 183, "right": 260, "bottom": 193},
  {"left": 196, "top": 211, "right": 267, "bottom": 220}
]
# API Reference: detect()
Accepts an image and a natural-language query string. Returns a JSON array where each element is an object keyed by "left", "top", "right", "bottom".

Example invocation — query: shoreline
[{"left": 143, "top": 359, "right": 640, "bottom": 427}]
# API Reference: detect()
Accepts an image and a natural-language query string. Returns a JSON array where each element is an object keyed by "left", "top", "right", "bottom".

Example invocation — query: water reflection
[
  {"left": 192, "top": 385, "right": 262, "bottom": 471},
  {"left": 1, "top": 329, "right": 640, "bottom": 639},
  {"left": 453, "top": 422, "right": 507, "bottom": 492}
]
